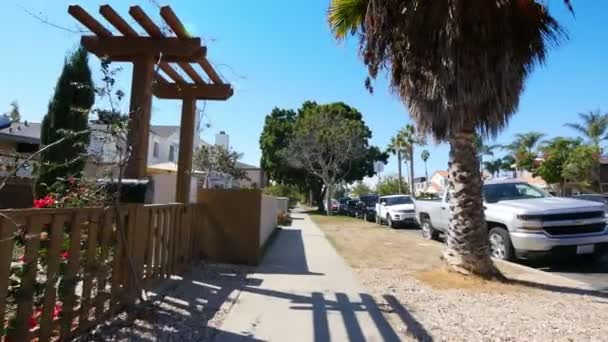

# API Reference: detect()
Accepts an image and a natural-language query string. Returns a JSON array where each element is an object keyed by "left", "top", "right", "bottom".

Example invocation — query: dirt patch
[{"left": 413, "top": 268, "right": 527, "bottom": 294}]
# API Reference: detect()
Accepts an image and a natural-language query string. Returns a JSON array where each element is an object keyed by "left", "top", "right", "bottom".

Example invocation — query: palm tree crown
[
  {"left": 564, "top": 110, "right": 608, "bottom": 148},
  {"left": 329, "top": 0, "right": 566, "bottom": 141}
]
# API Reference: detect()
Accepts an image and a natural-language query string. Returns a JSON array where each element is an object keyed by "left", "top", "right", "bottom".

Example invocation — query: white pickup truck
[
  {"left": 375, "top": 195, "right": 416, "bottom": 228},
  {"left": 414, "top": 179, "right": 608, "bottom": 261}
]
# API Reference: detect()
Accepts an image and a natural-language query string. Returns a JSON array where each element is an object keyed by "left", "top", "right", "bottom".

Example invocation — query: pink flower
[
  {"left": 60, "top": 251, "right": 69, "bottom": 260},
  {"left": 67, "top": 177, "right": 76, "bottom": 186}
]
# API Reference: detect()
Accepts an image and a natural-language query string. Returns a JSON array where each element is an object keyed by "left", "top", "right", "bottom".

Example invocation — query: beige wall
[
  {"left": 149, "top": 174, "right": 198, "bottom": 203},
  {"left": 260, "top": 195, "right": 279, "bottom": 248}
]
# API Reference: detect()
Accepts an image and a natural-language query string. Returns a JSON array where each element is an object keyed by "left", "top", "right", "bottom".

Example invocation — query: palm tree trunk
[
  {"left": 443, "top": 127, "right": 500, "bottom": 278},
  {"left": 397, "top": 151, "right": 402, "bottom": 194},
  {"left": 409, "top": 145, "right": 415, "bottom": 195},
  {"left": 424, "top": 161, "right": 428, "bottom": 180}
]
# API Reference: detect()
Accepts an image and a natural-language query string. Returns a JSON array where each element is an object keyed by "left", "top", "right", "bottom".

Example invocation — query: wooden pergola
[{"left": 69, "top": 4, "right": 233, "bottom": 203}]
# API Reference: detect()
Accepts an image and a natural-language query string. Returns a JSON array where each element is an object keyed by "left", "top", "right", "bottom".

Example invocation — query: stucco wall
[
  {"left": 149, "top": 174, "right": 198, "bottom": 203},
  {"left": 259, "top": 195, "right": 279, "bottom": 248}
]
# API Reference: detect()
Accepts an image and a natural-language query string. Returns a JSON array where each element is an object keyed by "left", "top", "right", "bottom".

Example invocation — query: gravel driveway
[{"left": 312, "top": 213, "right": 608, "bottom": 341}]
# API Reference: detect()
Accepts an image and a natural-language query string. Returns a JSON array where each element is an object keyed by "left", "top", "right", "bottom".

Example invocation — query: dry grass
[
  {"left": 310, "top": 212, "right": 443, "bottom": 271},
  {"left": 310, "top": 212, "right": 587, "bottom": 293}
]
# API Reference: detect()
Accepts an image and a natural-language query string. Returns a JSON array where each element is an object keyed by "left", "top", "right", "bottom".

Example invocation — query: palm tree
[
  {"left": 387, "top": 133, "right": 408, "bottom": 194},
  {"left": 328, "top": 0, "right": 568, "bottom": 277},
  {"left": 564, "top": 110, "right": 608, "bottom": 149},
  {"left": 421, "top": 149, "right": 430, "bottom": 180},
  {"left": 475, "top": 136, "right": 500, "bottom": 171},
  {"left": 483, "top": 159, "right": 502, "bottom": 178},
  {"left": 513, "top": 132, "right": 546, "bottom": 153},
  {"left": 400, "top": 124, "right": 423, "bottom": 195}
]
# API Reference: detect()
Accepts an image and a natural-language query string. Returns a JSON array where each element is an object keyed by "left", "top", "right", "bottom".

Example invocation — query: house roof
[
  {"left": 150, "top": 125, "right": 179, "bottom": 138},
  {"left": 433, "top": 170, "right": 448, "bottom": 178},
  {"left": 236, "top": 161, "right": 260, "bottom": 170},
  {"left": 0, "top": 121, "right": 42, "bottom": 144},
  {"left": 0, "top": 122, "right": 183, "bottom": 145}
]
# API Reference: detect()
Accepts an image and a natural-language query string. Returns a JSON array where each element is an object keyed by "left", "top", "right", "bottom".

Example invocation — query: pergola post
[
  {"left": 125, "top": 56, "right": 155, "bottom": 179},
  {"left": 176, "top": 97, "right": 196, "bottom": 203}
]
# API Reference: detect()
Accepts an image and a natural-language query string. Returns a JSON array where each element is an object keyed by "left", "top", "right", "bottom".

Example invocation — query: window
[
  {"left": 169, "top": 145, "right": 175, "bottom": 162},
  {"left": 153, "top": 142, "right": 159, "bottom": 158}
]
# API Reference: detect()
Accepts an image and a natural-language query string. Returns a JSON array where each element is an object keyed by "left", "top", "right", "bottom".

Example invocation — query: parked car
[
  {"left": 338, "top": 197, "right": 350, "bottom": 215},
  {"left": 415, "top": 179, "right": 608, "bottom": 261},
  {"left": 356, "top": 194, "right": 379, "bottom": 221},
  {"left": 375, "top": 195, "right": 416, "bottom": 228},
  {"left": 325, "top": 199, "right": 339, "bottom": 214},
  {"left": 347, "top": 198, "right": 361, "bottom": 217}
]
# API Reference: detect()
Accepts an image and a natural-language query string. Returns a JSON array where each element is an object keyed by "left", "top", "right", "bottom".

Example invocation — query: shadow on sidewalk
[{"left": 240, "top": 286, "right": 432, "bottom": 342}]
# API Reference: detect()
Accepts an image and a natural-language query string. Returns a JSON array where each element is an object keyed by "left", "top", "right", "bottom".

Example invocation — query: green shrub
[{"left": 263, "top": 184, "right": 304, "bottom": 208}]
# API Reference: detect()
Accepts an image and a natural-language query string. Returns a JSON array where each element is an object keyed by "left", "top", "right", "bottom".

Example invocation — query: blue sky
[{"left": 1, "top": 1, "right": 607, "bottom": 182}]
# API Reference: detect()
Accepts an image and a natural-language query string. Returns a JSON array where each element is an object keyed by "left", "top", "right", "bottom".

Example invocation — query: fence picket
[
  {"left": 0, "top": 216, "right": 17, "bottom": 339},
  {"left": 79, "top": 211, "right": 100, "bottom": 327},
  {"left": 59, "top": 210, "right": 84, "bottom": 338},
  {"left": 144, "top": 208, "right": 155, "bottom": 286},
  {"left": 109, "top": 209, "right": 124, "bottom": 315},
  {"left": 38, "top": 214, "right": 66, "bottom": 342},
  {"left": 12, "top": 215, "right": 45, "bottom": 341},
  {"left": 95, "top": 209, "right": 113, "bottom": 316}
]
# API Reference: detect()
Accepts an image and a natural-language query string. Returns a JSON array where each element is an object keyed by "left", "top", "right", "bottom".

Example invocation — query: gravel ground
[
  {"left": 356, "top": 268, "right": 608, "bottom": 341},
  {"left": 75, "top": 262, "right": 253, "bottom": 342}
]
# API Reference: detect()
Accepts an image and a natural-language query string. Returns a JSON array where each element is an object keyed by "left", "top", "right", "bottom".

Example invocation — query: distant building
[
  {"left": 0, "top": 121, "right": 41, "bottom": 177},
  {"left": 413, "top": 176, "right": 427, "bottom": 196},
  {"left": 424, "top": 170, "right": 448, "bottom": 195}
]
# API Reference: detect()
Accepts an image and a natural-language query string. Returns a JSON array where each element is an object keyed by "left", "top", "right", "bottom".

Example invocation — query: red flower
[
  {"left": 18, "top": 255, "right": 25, "bottom": 262},
  {"left": 33, "top": 195, "right": 56, "bottom": 208},
  {"left": 53, "top": 302, "right": 63, "bottom": 319},
  {"left": 60, "top": 251, "right": 69, "bottom": 260},
  {"left": 28, "top": 308, "right": 42, "bottom": 329}
]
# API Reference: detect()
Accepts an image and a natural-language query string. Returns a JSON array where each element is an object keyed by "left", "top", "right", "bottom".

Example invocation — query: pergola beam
[
  {"left": 160, "top": 6, "right": 224, "bottom": 85},
  {"left": 68, "top": 5, "right": 112, "bottom": 37},
  {"left": 80, "top": 36, "right": 205, "bottom": 62},
  {"left": 153, "top": 82, "right": 233, "bottom": 100}
]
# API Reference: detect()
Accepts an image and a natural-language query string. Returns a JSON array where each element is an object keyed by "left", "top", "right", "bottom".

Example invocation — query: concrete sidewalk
[{"left": 214, "top": 211, "right": 401, "bottom": 342}]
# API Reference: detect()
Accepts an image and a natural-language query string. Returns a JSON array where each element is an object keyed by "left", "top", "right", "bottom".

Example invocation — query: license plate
[{"left": 576, "top": 244, "right": 595, "bottom": 254}]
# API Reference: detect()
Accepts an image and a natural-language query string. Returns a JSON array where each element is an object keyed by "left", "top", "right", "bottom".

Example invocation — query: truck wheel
[
  {"left": 489, "top": 227, "right": 514, "bottom": 261},
  {"left": 421, "top": 219, "right": 439, "bottom": 241}
]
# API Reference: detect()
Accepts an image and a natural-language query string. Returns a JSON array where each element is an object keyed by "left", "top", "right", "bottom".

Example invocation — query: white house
[{"left": 424, "top": 170, "right": 449, "bottom": 195}]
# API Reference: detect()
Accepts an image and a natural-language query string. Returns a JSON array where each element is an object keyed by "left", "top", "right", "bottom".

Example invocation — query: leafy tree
[
  {"left": 284, "top": 103, "right": 367, "bottom": 215},
  {"left": 37, "top": 47, "right": 94, "bottom": 195},
  {"left": 328, "top": 0, "right": 569, "bottom": 277},
  {"left": 564, "top": 110, "right": 608, "bottom": 148},
  {"left": 536, "top": 137, "right": 599, "bottom": 195},
  {"left": 351, "top": 181, "right": 372, "bottom": 197},
  {"left": 193, "top": 145, "right": 247, "bottom": 188},
  {"left": 375, "top": 176, "right": 409, "bottom": 196},
  {"left": 259, "top": 102, "right": 387, "bottom": 211},
  {"left": 420, "top": 149, "right": 430, "bottom": 180},
  {"left": 5, "top": 101, "right": 21, "bottom": 122}
]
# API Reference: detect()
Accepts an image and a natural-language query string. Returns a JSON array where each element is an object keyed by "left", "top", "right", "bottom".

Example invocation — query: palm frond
[{"left": 328, "top": 0, "right": 369, "bottom": 40}]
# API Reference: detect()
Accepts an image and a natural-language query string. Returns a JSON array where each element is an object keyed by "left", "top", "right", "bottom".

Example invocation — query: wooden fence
[{"left": 0, "top": 203, "right": 204, "bottom": 342}]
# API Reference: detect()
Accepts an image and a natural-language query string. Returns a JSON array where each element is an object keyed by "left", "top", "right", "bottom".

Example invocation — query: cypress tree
[{"left": 37, "top": 47, "right": 94, "bottom": 195}]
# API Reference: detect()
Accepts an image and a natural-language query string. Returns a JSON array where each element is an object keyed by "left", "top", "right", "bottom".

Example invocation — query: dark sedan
[
  {"left": 356, "top": 194, "right": 379, "bottom": 221},
  {"left": 347, "top": 199, "right": 361, "bottom": 217}
]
